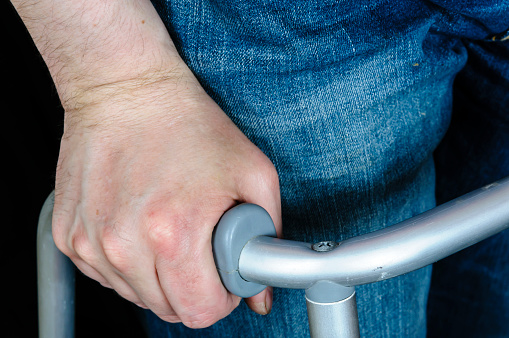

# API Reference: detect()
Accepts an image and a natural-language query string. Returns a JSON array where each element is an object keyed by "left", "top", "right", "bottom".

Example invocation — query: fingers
[
  {"left": 53, "top": 212, "right": 176, "bottom": 317},
  {"left": 53, "top": 181, "right": 280, "bottom": 328},
  {"left": 245, "top": 287, "right": 274, "bottom": 315},
  {"left": 146, "top": 206, "right": 242, "bottom": 328},
  {"left": 54, "top": 202, "right": 242, "bottom": 328},
  {"left": 110, "top": 257, "right": 179, "bottom": 321},
  {"left": 155, "top": 249, "right": 242, "bottom": 328}
]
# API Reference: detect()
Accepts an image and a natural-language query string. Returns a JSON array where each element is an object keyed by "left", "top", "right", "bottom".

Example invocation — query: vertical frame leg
[
  {"left": 305, "top": 281, "right": 360, "bottom": 338},
  {"left": 37, "top": 192, "right": 75, "bottom": 338}
]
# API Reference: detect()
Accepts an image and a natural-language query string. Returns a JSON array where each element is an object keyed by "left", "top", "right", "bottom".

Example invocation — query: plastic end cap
[{"left": 212, "top": 203, "right": 277, "bottom": 298}]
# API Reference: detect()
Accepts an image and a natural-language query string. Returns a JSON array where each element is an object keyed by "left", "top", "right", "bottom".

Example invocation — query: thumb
[
  {"left": 244, "top": 287, "right": 274, "bottom": 315},
  {"left": 234, "top": 156, "right": 282, "bottom": 315},
  {"left": 238, "top": 194, "right": 279, "bottom": 316},
  {"left": 240, "top": 177, "right": 280, "bottom": 316}
]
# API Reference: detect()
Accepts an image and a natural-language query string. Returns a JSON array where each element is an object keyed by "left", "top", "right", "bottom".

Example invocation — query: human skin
[{"left": 11, "top": 0, "right": 282, "bottom": 328}]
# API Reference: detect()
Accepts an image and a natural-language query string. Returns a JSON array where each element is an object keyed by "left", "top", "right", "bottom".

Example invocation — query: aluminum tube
[
  {"left": 37, "top": 192, "right": 75, "bottom": 338},
  {"left": 238, "top": 177, "right": 509, "bottom": 289},
  {"left": 306, "top": 291, "right": 360, "bottom": 338},
  {"left": 305, "top": 282, "right": 360, "bottom": 338}
]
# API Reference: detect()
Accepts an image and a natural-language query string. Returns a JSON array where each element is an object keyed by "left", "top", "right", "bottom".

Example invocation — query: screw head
[{"left": 311, "top": 240, "right": 339, "bottom": 252}]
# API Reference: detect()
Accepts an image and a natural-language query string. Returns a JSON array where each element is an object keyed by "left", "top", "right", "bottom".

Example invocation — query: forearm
[{"left": 10, "top": 0, "right": 190, "bottom": 111}]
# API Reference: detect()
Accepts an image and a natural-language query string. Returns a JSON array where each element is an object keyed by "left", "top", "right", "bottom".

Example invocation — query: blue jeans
[
  {"left": 427, "top": 13, "right": 509, "bottom": 337},
  {"left": 141, "top": 1, "right": 509, "bottom": 336}
]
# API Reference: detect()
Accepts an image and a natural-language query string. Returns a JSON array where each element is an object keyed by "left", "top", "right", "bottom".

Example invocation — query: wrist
[
  {"left": 12, "top": 0, "right": 188, "bottom": 111},
  {"left": 61, "top": 65, "right": 198, "bottom": 113},
  {"left": 60, "top": 70, "right": 210, "bottom": 138}
]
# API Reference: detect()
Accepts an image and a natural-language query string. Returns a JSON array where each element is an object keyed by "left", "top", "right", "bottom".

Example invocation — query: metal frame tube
[
  {"left": 305, "top": 282, "right": 360, "bottom": 338},
  {"left": 37, "top": 192, "right": 75, "bottom": 338},
  {"left": 238, "top": 177, "right": 509, "bottom": 289}
]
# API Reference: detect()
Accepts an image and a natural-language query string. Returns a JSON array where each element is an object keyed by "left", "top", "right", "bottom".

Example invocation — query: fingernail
[
  {"left": 251, "top": 287, "right": 273, "bottom": 315},
  {"left": 264, "top": 287, "right": 273, "bottom": 314}
]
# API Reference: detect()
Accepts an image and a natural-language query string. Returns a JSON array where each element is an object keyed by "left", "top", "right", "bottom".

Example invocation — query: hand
[
  {"left": 11, "top": 0, "right": 281, "bottom": 326},
  {"left": 52, "top": 76, "right": 282, "bottom": 328}
]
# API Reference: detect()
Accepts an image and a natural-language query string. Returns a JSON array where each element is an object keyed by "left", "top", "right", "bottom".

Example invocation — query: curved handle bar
[{"left": 214, "top": 177, "right": 509, "bottom": 295}]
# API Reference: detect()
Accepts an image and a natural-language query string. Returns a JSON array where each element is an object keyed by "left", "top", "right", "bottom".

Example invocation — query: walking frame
[{"left": 37, "top": 176, "right": 509, "bottom": 337}]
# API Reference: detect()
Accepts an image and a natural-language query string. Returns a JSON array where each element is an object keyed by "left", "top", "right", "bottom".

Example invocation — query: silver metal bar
[
  {"left": 238, "top": 177, "right": 509, "bottom": 289},
  {"left": 306, "top": 293, "right": 359, "bottom": 338},
  {"left": 305, "top": 282, "right": 360, "bottom": 338},
  {"left": 37, "top": 192, "right": 75, "bottom": 338}
]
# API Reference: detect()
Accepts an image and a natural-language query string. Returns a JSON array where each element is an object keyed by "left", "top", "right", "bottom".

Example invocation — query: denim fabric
[
  {"left": 141, "top": 0, "right": 509, "bottom": 336},
  {"left": 427, "top": 30, "right": 509, "bottom": 338}
]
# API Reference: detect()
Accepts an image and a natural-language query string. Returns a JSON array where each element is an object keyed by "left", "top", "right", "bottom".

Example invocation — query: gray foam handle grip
[{"left": 212, "top": 203, "right": 277, "bottom": 298}]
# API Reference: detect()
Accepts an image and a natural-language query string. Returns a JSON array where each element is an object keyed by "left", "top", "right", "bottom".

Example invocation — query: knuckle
[
  {"left": 145, "top": 211, "right": 190, "bottom": 259},
  {"left": 147, "top": 221, "right": 173, "bottom": 249},
  {"left": 71, "top": 231, "right": 96, "bottom": 263},
  {"left": 100, "top": 227, "right": 132, "bottom": 272}
]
